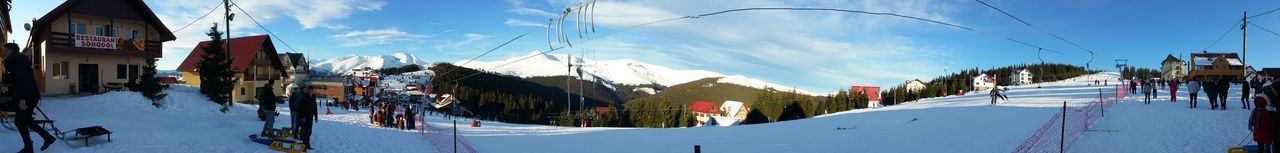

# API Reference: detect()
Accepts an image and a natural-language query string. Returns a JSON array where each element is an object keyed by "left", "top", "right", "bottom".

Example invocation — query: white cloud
[
  {"left": 504, "top": 18, "right": 551, "bottom": 27},
  {"left": 505, "top": 0, "right": 964, "bottom": 91},
  {"left": 140, "top": 0, "right": 385, "bottom": 69},
  {"left": 434, "top": 33, "right": 492, "bottom": 51},
  {"left": 331, "top": 28, "right": 431, "bottom": 46}
]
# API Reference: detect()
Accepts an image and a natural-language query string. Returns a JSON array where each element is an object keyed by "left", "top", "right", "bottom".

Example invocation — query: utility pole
[
  {"left": 1243, "top": 11, "right": 1248, "bottom": 65},
  {"left": 223, "top": 0, "right": 234, "bottom": 103}
]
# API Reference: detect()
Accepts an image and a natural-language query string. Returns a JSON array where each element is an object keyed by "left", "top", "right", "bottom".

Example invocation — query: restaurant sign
[{"left": 74, "top": 34, "right": 117, "bottom": 49}]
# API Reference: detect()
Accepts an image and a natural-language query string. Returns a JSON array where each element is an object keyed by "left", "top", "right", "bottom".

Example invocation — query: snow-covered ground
[
  {"left": 0, "top": 86, "right": 433, "bottom": 153},
  {"left": 0, "top": 72, "right": 1254, "bottom": 152}
]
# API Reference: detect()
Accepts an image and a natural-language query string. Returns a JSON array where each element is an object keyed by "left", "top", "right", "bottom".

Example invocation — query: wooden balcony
[{"left": 47, "top": 32, "right": 163, "bottom": 57}]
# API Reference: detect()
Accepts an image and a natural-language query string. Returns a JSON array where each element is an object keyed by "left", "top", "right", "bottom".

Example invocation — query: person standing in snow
[
  {"left": 1206, "top": 78, "right": 1220, "bottom": 109},
  {"left": 1168, "top": 79, "right": 1179, "bottom": 102},
  {"left": 1142, "top": 79, "right": 1153, "bottom": 104},
  {"left": 259, "top": 79, "right": 279, "bottom": 135},
  {"left": 1130, "top": 79, "right": 1138, "bottom": 94},
  {"left": 1188, "top": 79, "right": 1201, "bottom": 108},
  {"left": 1245, "top": 79, "right": 1254, "bottom": 110},
  {"left": 4, "top": 43, "right": 56, "bottom": 153},
  {"left": 1251, "top": 97, "right": 1275, "bottom": 153},
  {"left": 296, "top": 86, "right": 318, "bottom": 150},
  {"left": 289, "top": 86, "right": 302, "bottom": 132},
  {"left": 1221, "top": 77, "right": 1234, "bottom": 110}
]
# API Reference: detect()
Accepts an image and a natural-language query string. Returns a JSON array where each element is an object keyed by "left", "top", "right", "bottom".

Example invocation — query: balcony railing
[{"left": 49, "top": 32, "right": 162, "bottom": 54}]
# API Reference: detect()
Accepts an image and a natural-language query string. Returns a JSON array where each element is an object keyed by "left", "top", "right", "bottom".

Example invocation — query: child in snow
[
  {"left": 1252, "top": 98, "right": 1275, "bottom": 153},
  {"left": 1188, "top": 79, "right": 1201, "bottom": 108}
]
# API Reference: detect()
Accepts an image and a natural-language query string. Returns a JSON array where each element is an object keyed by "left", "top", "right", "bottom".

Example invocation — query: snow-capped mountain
[
  {"left": 312, "top": 53, "right": 430, "bottom": 75},
  {"left": 456, "top": 51, "right": 814, "bottom": 94}
]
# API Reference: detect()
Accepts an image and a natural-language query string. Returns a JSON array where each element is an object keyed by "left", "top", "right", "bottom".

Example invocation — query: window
[
  {"left": 94, "top": 25, "right": 115, "bottom": 37},
  {"left": 68, "top": 23, "right": 87, "bottom": 34},
  {"left": 125, "top": 28, "right": 139, "bottom": 39},
  {"left": 116, "top": 64, "right": 139, "bottom": 80},
  {"left": 117, "top": 64, "right": 128, "bottom": 79},
  {"left": 50, "top": 62, "right": 69, "bottom": 79},
  {"left": 241, "top": 87, "right": 246, "bottom": 95}
]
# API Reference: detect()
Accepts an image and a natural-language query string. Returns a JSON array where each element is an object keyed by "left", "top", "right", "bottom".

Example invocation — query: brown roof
[
  {"left": 30, "top": 0, "right": 176, "bottom": 41},
  {"left": 175, "top": 35, "right": 286, "bottom": 74}
]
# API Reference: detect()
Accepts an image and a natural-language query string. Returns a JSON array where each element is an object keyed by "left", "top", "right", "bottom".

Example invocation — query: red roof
[
  {"left": 175, "top": 35, "right": 285, "bottom": 74},
  {"left": 689, "top": 101, "right": 720, "bottom": 114},
  {"left": 31, "top": 0, "right": 176, "bottom": 41},
  {"left": 158, "top": 76, "right": 180, "bottom": 84}
]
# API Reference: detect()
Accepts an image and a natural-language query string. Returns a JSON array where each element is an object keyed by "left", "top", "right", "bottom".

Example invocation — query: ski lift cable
[
  {"left": 975, "top": 0, "right": 1089, "bottom": 55},
  {"left": 434, "top": 6, "right": 1079, "bottom": 91},
  {"left": 231, "top": 1, "right": 301, "bottom": 53},
  {"left": 172, "top": 0, "right": 224, "bottom": 33}
]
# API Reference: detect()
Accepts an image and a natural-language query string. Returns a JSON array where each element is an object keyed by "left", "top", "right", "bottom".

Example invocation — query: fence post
[
  {"left": 454, "top": 120, "right": 458, "bottom": 153},
  {"left": 695, "top": 145, "right": 701, "bottom": 153},
  {"left": 1061, "top": 101, "right": 1066, "bottom": 153},
  {"left": 1100, "top": 88, "right": 1104, "bottom": 117}
]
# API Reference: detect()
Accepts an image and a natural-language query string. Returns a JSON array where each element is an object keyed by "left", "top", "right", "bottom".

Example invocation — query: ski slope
[{"left": 0, "top": 72, "right": 1253, "bottom": 152}]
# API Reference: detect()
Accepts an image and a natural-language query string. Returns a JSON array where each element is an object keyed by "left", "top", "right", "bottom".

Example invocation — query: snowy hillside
[
  {"left": 311, "top": 53, "right": 429, "bottom": 75},
  {"left": 2, "top": 72, "right": 1254, "bottom": 152},
  {"left": 457, "top": 51, "right": 812, "bottom": 94}
]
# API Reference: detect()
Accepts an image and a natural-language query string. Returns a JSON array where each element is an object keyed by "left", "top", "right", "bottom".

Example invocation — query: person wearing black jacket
[
  {"left": 1206, "top": 78, "right": 1219, "bottom": 110},
  {"left": 1221, "top": 77, "right": 1233, "bottom": 110},
  {"left": 5, "top": 43, "right": 56, "bottom": 153},
  {"left": 294, "top": 86, "right": 317, "bottom": 150},
  {"left": 259, "top": 80, "right": 279, "bottom": 135},
  {"left": 1245, "top": 80, "right": 1253, "bottom": 110}
]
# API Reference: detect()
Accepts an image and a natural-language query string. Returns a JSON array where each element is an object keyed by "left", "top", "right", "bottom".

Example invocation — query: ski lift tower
[{"left": 1114, "top": 59, "right": 1128, "bottom": 70}]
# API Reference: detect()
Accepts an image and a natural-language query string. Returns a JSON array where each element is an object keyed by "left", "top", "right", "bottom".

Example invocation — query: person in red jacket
[
  {"left": 1169, "top": 80, "right": 1179, "bottom": 102},
  {"left": 1251, "top": 98, "right": 1274, "bottom": 153}
]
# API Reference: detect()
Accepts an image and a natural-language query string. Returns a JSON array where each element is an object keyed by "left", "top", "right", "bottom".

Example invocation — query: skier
[
  {"left": 989, "top": 87, "right": 1001, "bottom": 105},
  {"left": 1168, "top": 79, "right": 1179, "bottom": 102},
  {"left": 1188, "top": 79, "right": 1201, "bottom": 108},
  {"left": 4, "top": 43, "right": 56, "bottom": 153},
  {"left": 1142, "top": 79, "right": 1153, "bottom": 104},
  {"left": 1252, "top": 98, "right": 1275, "bottom": 153},
  {"left": 259, "top": 80, "right": 279, "bottom": 136}
]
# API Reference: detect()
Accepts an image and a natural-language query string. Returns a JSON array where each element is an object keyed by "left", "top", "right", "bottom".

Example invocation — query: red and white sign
[{"left": 73, "top": 34, "right": 117, "bottom": 49}]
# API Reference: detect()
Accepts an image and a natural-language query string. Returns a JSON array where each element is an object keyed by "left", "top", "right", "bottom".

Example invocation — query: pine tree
[
  {"left": 742, "top": 109, "right": 769, "bottom": 124},
  {"left": 139, "top": 53, "right": 167, "bottom": 108},
  {"left": 778, "top": 101, "right": 807, "bottom": 121},
  {"left": 197, "top": 25, "right": 237, "bottom": 112}
]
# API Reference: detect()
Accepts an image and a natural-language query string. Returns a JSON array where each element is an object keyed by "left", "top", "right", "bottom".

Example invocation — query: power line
[
  {"left": 1248, "top": 7, "right": 1280, "bottom": 19},
  {"left": 432, "top": 30, "right": 536, "bottom": 82},
  {"left": 1204, "top": 20, "right": 1242, "bottom": 51},
  {"left": 172, "top": 1, "right": 224, "bottom": 33},
  {"left": 1247, "top": 21, "right": 1280, "bottom": 38},
  {"left": 975, "top": 0, "right": 1093, "bottom": 55},
  {"left": 230, "top": 1, "right": 300, "bottom": 53},
  {"left": 434, "top": 7, "right": 1081, "bottom": 92}
]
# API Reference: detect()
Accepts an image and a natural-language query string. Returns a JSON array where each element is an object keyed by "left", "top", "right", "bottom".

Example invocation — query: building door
[{"left": 78, "top": 64, "right": 99, "bottom": 93}]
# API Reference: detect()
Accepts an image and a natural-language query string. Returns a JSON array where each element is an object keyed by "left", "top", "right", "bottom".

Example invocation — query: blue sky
[{"left": 9, "top": 0, "right": 1280, "bottom": 93}]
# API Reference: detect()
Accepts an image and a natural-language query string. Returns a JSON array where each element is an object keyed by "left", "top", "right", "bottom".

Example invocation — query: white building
[
  {"left": 973, "top": 73, "right": 996, "bottom": 91},
  {"left": 904, "top": 79, "right": 927, "bottom": 93},
  {"left": 1010, "top": 69, "right": 1033, "bottom": 85}
]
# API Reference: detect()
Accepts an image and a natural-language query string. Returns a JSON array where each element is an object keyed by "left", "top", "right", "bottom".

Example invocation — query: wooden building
[
  {"left": 176, "top": 35, "right": 287, "bottom": 103},
  {"left": 1188, "top": 52, "right": 1244, "bottom": 81},
  {"left": 24, "top": 0, "right": 176, "bottom": 95}
]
